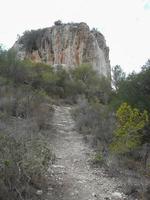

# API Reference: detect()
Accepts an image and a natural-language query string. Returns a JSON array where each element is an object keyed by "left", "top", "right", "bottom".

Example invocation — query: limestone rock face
[{"left": 13, "top": 22, "right": 111, "bottom": 78}]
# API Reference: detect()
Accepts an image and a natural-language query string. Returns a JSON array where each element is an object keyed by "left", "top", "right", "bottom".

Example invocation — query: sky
[{"left": 0, "top": 0, "right": 150, "bottom": 73}]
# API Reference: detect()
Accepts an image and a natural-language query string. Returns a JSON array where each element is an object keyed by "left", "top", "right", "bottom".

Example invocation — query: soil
[{"left": 47, "top": 105, "right": 125, "bottom": 200}]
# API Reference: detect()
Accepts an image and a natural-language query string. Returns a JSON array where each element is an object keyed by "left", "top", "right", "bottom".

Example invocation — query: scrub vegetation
[{"left": 0, "top": 45, "right": 150, "bottom": 199}]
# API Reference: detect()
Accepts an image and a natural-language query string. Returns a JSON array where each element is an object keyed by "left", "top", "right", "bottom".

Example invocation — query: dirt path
[{"left": 48, "top": 105, "right": 124, "bottom": 200}]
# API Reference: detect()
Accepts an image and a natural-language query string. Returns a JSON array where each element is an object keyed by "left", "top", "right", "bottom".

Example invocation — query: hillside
[{"left": 0, "top": 22, "right": 150, "bottom": 199}]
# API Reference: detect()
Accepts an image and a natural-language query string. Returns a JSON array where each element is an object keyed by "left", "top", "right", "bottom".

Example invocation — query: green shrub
[
  {"left": 19, "top": 29, "right": 47, "bottom": 52},
  {"left": 93, "top": 152, "right": 104, "bottom": 165},
  {"left": 111, "top": 103, "right": 148, "bottom": 154}
]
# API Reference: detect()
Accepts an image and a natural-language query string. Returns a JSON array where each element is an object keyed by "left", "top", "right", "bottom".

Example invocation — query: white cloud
[{"left": 0, "top": 0, "right": 149, "bottom": 73}]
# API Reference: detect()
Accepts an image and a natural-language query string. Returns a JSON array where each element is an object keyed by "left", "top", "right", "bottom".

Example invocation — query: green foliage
[
  {"left": 111, "top": 60, "right": 150, "bottom": 113},
  {"left": 71, "top": 64, "right": 97, "bottom": 84},
  {"left": 0, "top": 43, "right": 113, "bottom": 198},
  {"left": 70, "top": 64, "right": 111, "bottom": 102},
  {"left": 0, "top": 45, "right": 7, "bottom": 64},
  {"left": 112, "top": 65, "right": 126, "bottom": 90},
  {"left": 111, "top": 103, "right": 148, "bottom": 153},
  {"left": 19, "top": 29, "right": 47, "bottom": 52},
  {"left": 93, "top": 152, "right": 104, "bottom": 165},
  {"left": 0, "top": 46, "right": 111, "bottom": 102}
]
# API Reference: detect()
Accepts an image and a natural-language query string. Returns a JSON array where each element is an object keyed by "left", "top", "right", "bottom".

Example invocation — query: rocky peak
[{"left": 13, "top": 21, "right": 111, "bottom": 78}]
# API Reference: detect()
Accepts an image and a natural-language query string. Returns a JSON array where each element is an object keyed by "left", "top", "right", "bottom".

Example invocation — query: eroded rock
[{"left": 13, "top": 21, "right": 111, "bottom": 78}]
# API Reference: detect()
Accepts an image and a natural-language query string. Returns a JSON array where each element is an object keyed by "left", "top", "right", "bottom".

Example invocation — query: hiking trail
[{"left": 48, "top": 105, "right": 125, "bottom": 200}]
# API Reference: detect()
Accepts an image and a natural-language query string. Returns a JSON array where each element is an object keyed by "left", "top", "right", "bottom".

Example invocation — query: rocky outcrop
[{"left": 13, "top": 21, "right": 111, "bottom": 78}]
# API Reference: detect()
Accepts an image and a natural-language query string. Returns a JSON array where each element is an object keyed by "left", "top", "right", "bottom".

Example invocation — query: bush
[
  {"left": 93, "top": 151, "right": 104, "bottom": 165},
  {"left": 0, "top": 83, "right": 55, "bottom": 199},
  {"left": 0, "top": 131, "right": 54, "bottom": 200},
  {"left": 70, "top": 64, "right": 111, "bottom": 103},
  {"left": 19, "top": 29, "right": 47, "bottom": 52},
  {"left": 73, "top": 96, "right": 114, "bottom": 155},
  {"left": 111, "top": 103, "right": 148, "bottom": 154}
]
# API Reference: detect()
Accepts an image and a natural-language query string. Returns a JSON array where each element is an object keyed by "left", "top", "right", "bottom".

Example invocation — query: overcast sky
[{"left": 0, "top": 0, "right": 150, "bottom": 73}]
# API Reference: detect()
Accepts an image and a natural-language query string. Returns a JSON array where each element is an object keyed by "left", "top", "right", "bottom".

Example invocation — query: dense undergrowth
[
  {"left": 72, "top": 62, "right": 150, "bottom": 199},
  {"left": 0, "top": 46, "right": 111, "bottom": 199},
  {"left": 0, "top": 45, "right": 150, "bottom": 199},
  {"left": 0, "top": 84, "right": 55, "bottom": 199},
  {"left": 0, "top": 48, "right": 55, "bottom": 199}
]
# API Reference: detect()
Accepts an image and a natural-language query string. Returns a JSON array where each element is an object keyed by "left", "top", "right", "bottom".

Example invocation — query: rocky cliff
[{"left": 13, "top": 21, "right": 111, "bottom": 78}]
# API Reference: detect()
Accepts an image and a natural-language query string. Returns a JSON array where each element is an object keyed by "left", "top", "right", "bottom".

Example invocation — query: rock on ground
[{"left": 47, "top": 105, "right": 126, "bottom": 200}]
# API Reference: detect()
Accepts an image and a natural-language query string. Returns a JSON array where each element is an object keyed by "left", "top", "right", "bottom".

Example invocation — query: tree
[
  {"left": 111, "top": 60, "right": 150, "bottom": 112},
  {"left": 19, "top": 29, "right": 46, "bottom": 52},
  {"left": 70, "top": 64, "right": 111, "bottom": 102},
  {"left": 0, "top": 45, "right": 7, "bottom": 67},
  {"left": 111, "top": 102, "right": 148, "bottom": 154},
  {"left": 54, "top": 20, "right": 62, "bottom": 26},
  {"left": 112, "top": 65, "right": 126, "bottom": 90}
]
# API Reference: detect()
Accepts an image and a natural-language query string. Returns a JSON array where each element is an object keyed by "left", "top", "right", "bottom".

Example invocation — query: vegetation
[
  {"left": 0, "top": 42, "right": 150, "bottom": 199},
  {"left": 112, "top": 65, "right": 126, "bottom": 90},
  {"left": 19, "top": 29, "right": 47, "bottom": 52},
  {"left": 0, "top": 132, "right": 53, "bottom": 200},
  {"left": 71, "top": 64, "right": 111, "bottom": 103},
  {"left": 0, "top": 46, "right": 112, "bottom": 199},
  {"left": 73, "top": 61, "right": 150, "bottom": 176},
  {"left": 73, "top": 97, "right": 114, "bottom": 146},
  {"left": 0, "top": 80, "right": 55, "bottom": 199},
  {"left": 0, "top": 47, "right": 56, "bottom": 200},
  {"left": 111, "top": 61, "right": 150, "bottom": 112},
  {"left": 111, "top": 102, "right": 148, "bottom": 153}
]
